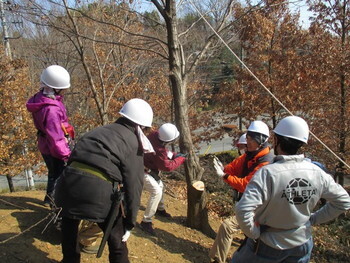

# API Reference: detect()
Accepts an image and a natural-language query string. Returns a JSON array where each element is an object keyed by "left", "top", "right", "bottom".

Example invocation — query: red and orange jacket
[{"left": 223, "top": 147, "right": 273, "bottom": 193}]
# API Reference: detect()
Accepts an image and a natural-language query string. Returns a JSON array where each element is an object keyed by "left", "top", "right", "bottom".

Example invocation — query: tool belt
[{"left": 70, "top": 161, "right": 113, "bottom": 183}]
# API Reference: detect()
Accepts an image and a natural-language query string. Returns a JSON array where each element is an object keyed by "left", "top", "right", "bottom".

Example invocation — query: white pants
[{"left": 142, "top": 173, "right": 165, "bottom": 222}]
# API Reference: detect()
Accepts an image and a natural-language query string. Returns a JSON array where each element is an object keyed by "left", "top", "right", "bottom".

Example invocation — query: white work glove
[
  {"left": 122, "top": 230, "right": 131, "bottom": 242},
  {"left": 167, "top": 150, "right": 174, "bottom": 159},
  {"left": 213, "top": 156, "right": 225, "bottom": 177}
]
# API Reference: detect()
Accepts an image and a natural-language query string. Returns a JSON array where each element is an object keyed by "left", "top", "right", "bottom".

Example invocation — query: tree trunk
[
  {"left": 187, "top": 182, "right": 215, "bottom": 236},
  {"left": 6, "top": 175, "right": 14, "bottom": 192},
  {"left": 163, "top": 0, "right": 213, "bottom": 236}
]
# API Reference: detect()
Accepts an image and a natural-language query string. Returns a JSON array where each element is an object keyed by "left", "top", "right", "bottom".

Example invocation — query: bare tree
[
  {"left": 148, "top": 0, "right": 239, "bottom": 234},
  {"left": 16, "top": 0, "right": 154, "bottom": 126},
  {"left": 14, "top": 0, "right": 240, "bottom": 234}
]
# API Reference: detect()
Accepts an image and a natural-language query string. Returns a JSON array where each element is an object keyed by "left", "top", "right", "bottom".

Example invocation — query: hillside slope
[{"left": 0, "top": 182, "right": 349, "bottom": 263}]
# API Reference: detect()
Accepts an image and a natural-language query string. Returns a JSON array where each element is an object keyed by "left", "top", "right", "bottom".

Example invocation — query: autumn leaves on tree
[{"left": 1, "top": 0, "right": 350, "bottom": 233}]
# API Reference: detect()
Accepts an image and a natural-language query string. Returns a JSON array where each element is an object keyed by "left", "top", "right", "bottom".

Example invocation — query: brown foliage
[
  {"left": 214, "top": 1, "right": 308, "bottom": 124},
  {"left": 0, "top": 50, "right": 40, "bottom": 176},
  {"left": 212, "top": 1, "right": 350, "bottom": 176}
]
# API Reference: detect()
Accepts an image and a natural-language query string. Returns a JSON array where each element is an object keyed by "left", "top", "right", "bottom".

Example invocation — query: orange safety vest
[{"left": 223, "top": 147, "right": 272, "bottom": 193}]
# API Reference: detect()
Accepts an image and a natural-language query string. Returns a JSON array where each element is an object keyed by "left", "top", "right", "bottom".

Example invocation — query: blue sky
[
  {"left": 137, "top": 0, "right": 314, "bottom": 28},
  {"left": 289, "top": 0, "right": 314, "bottom": 28}
]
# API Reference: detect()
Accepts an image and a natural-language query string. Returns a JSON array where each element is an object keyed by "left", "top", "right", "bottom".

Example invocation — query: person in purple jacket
[
  {"left": 140, "top": 123, "right": 186, "bottom": 235},
  {"left": 26, "top": 65, "right": 74, "bottom": 206}
]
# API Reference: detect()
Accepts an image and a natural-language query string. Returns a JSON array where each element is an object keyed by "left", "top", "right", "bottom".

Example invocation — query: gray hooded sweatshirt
[{"left": 235, "top": 154, "right": 350, "bottom": 249}]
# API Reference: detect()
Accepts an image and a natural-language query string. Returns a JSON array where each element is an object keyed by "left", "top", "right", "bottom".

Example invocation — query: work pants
[
  {"left": 78, "top": 220, "right": 103, "bottom": 247},
  {"left": 142, "top": 173, "right": 165, "bottom": 223},
  {"left": 231, "top": 237, "right": 313, "bottom": 263},
  {"left": 209, "top": 216, "right": 240, "bottom": 263},
  {"left": 41, "top": 154, "right": 65, "bottom": 203},
  {"left": 61, "top": 209, "right": 129, "bottom": 263}
]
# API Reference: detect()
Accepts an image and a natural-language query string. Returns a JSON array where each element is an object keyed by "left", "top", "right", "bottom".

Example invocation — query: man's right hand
[
  {"left": 213, "top": 156, "right": 225, "bottom": 177},
  {"left": 122, "top": 230, "right": 131, "bottom": 242}
]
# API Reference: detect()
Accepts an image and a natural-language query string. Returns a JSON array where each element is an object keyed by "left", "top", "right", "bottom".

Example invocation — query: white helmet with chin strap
[
  {"left": 158, "top": 123, "right": 180, "bottom": 142},
  {"left": 119, "top": 98, "right": 153, "bottom": 127},
  {"left": 40, "top": 65, "right": 71, "bottom": 89},
  {"left": 247, "top": 121, "right": 270, "bottom": 137},
  {"left": 247, "top": 120, "right": 270, "bottom": 145},
  {"left": 274, "top": 116, "right": 309, "bottom": 143}
]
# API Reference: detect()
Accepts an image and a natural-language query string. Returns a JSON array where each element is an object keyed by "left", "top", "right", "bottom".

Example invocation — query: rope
[
  {"left": 0, "top": 213, "right": 51, "bottom": 244},
  {"left": 0, "top": 194, "right": 62, "bottom": 244},
  {"left": 41, "top": 207, "right": 62, "bottom": 234},
  {"left": 188, "top": 0, "right": 350, "bottom": 170},
  {"left": 0, "top": 198, "right": 27, "bottom": 210}
]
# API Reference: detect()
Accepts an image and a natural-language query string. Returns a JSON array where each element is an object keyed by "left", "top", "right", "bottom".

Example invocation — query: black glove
[{"left": 175, "top": 153, "right": 188, "bottom": 158}]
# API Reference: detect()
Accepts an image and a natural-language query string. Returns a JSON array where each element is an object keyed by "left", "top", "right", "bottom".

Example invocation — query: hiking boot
[
  {"left": 156, "top": 209, "right": 172, "bottom": 218},
  {"left": 140, "top": 221, "right": 156, "bottom": 236}
]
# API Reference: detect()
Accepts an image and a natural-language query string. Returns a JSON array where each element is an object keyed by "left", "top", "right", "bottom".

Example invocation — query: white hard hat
[
  {"left": 119, "top": 98, "right": 153, "bottom": 127},
  {"left": 274, "top": 116, "right": 309, "bottom": 143},
  {"left": 40, "top": 65, "right": 70, "bottom": 89},
  {"left": 237, "top": 133, "right": 247, "bottom": 145},
  {"left": 247, "top": 121, "right": 270, "bottom": 137},
  {"left": 158, "top": 123, "right": 180, "bottom": 142}
]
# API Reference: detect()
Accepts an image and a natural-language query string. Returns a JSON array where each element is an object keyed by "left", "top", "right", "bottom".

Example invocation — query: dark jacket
[
  {"left": 143, "top": 131, "right": 186, "bottom": 172},
  {"left": 55, "top": 117, "right": 144, "bottom": 230}
]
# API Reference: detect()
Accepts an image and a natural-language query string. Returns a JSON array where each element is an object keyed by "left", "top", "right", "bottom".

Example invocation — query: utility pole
[{"left": 0, "top": 0, "right": 12, "bottom": 60}]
